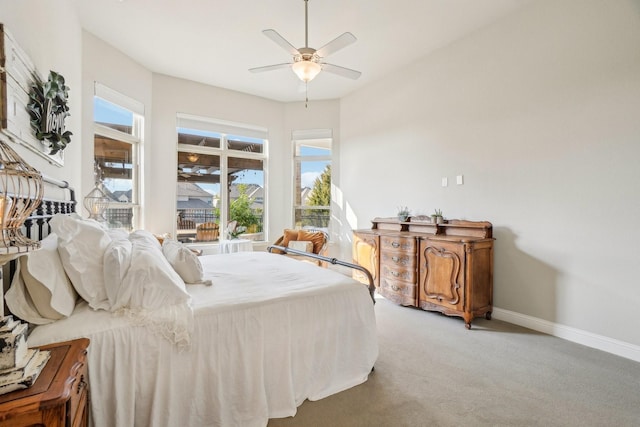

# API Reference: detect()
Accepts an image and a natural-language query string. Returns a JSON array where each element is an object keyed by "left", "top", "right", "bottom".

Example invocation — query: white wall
[
  {"left": 81, "top": 31, "right": 153, "bottom": 221},
  {"left": 0, "top": 0, "right": 82, "bottom": 193},
  {"left": 338, "top": 0, "right": 640, "bottom": 353}
]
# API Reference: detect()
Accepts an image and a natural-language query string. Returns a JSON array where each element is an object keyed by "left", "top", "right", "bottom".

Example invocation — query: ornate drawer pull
[
  {"left": 391, "top": 242, "right": 400, "bottom": 248},
  {"left": 391, "top": 285, "right": 400, "bottom": 291},
  {"left": 390, "top": 271, "right": 400, "bottom": 277},
  {"left": 391, "top": 256, "right": 400, "bottom": 262},
  {"left": 77, "top": 374, "right": 87, "bottom": 394}
]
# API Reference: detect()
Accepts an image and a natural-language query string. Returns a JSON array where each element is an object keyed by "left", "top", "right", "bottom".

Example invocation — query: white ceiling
[{"left": 71, "top": 0, "right": 531, "bottom": 103}]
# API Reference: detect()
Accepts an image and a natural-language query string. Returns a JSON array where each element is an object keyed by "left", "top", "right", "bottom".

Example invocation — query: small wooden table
[{"left": 0, "top": 338, "right": 90, "bottom": 427}]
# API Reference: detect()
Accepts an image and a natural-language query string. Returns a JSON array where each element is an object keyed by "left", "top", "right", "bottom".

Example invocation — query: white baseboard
[{"left": 492, "top": 308, "right": 640, "bottom": 363}]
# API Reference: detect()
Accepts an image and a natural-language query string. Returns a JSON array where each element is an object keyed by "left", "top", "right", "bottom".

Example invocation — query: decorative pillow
[
  {"left": 298, "top": 230, "right": 325, "bottom": 254},
  {"left": 287, "top": 240, "right": 313, "bottom": 253},
  {"left": 282, "top": 229, "right": 299, "bottom": 247},
  {"left": 102, "top": 231, "right": 193, "bottom": 349},
  {"left": 49, "top": 214, "right": 112, "bottom": 311},
  {"left": 162, "top": 239, "right": 209, "bottom": 285},
  {"left": 129, "top": 229, "right": 162, "bottom": 251},
  {"left": 20, "top": 233, "right": 77, "bottom": 320},
  {"left": 112, "top": 232, "right": 190, "bottom": 311},
  {"left": 5, "top": 259, "right": 55, "bottom": 325},
  {"left": 103, "top": 238, "right": 133, "bottom": 308}
]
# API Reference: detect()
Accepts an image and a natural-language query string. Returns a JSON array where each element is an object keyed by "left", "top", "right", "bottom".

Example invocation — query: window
[
  {"left": 176, "top": 114, "right": 267, "bottom": 243},
  {"left": 293, "top": 129, "right": 332, "bottom": 232},
  {"left": 93, "top": 83, "right": 143, "bottom": 230}
]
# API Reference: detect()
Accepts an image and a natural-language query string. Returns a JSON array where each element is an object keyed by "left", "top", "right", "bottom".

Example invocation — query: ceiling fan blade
[
  {"left": 316, "top": 32, "right": 357, "bottom": 58},
  {"left": 262, "top": 29, "right": 299, "bottom": 56},
  {"left": 249, "top": 63, "right": 292, "bottom": 73},
  {"left": 321, "top": 63, "right": 362, "bottom": 80}
]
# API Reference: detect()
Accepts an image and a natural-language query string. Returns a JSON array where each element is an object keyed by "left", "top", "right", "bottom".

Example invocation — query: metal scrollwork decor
[{"left": 26, "top": 70, "right": 73, "bottom": 155}]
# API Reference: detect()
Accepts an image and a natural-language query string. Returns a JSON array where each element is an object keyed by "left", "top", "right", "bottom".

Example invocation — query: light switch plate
[
  {"left": 441, "top": 177, "right": 448, "bottom": 187},
  {"left": 456, "top": 175, "right": 464, "bottom": 185}
]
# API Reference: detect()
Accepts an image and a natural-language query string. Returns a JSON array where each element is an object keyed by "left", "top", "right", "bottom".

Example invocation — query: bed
[{"left": 2, "top": 178, "right": 378, "bottom": 427}]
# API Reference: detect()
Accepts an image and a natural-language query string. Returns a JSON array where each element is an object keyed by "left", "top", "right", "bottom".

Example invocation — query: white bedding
[{"left": 28, "top": 252, "right": 378, "bottom": 427}]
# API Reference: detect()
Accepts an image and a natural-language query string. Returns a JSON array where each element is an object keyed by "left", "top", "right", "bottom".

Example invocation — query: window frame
[
  {"left": 292, "top": 129, "right": 332, "bottom": 234},
  {"left": 176, "top": 115, "right": 269, "bottom": 243},
  {"left": 92, "top": 83, "right": 144, "bottom": 230}
]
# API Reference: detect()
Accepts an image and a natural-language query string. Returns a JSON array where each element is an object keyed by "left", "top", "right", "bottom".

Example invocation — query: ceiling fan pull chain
[{"left": 305, "top": 82, "right": 309, "bottom": 108}]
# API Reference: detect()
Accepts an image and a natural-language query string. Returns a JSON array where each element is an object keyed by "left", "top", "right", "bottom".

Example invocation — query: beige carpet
[{"left": 268, "top": 296, "right": 640, "bottom": 427}]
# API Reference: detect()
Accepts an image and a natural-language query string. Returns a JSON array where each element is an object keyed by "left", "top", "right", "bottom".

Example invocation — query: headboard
[{"left": 1, "top": 175, "right": 76, "bottom": 315}]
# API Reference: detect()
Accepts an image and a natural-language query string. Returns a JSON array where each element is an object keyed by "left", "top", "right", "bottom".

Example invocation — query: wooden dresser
[
  {"left": 0, "top": 338, "right": 90, "bottom": 427},
  {"left": 353, "top": 218, "right": 494, "bottom": 328}
]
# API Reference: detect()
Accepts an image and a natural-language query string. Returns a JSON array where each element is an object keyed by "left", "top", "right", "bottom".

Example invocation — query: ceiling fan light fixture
[
  {"left": 292, "top": 60, "right": 321, "bottom": 82},
  {"left": 187, "top": 153, "right": 199, "bottom": 163}
]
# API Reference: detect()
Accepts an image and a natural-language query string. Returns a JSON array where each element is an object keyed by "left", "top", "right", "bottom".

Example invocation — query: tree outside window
[
  {"left": 230, "top": 184, "right": 262, "bottom": 233},
  {"left": 293, "top": 132, "right": 332, "bottom": 231},
  {"left": 302, "top": 165, "right": 330, "bottom": 227}
]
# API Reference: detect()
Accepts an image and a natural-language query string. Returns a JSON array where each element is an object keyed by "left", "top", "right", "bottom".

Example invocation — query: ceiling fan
[{"left": 249, "top": 0, "right": 361, "bottom": 84}]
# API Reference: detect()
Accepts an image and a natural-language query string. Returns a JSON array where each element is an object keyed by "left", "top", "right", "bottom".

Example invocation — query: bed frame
[
  {"left": 21, "top": 175, "right": 77, "bottom": 240},
  {"left": 1, "top": 175, "right": 76, "bottom": 314},
  {"left": 267, "top": 244, "right": 376, "bottom": 303}
]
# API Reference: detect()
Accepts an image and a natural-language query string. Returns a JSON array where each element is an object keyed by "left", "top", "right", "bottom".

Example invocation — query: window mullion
[{"left": 220, "top": 136, "right": 229, "bottom": 238}]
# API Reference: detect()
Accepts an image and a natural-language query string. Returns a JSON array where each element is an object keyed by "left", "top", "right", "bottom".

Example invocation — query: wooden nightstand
[{"left": 0, "top": 338, "right": 90, "bottom": 427}]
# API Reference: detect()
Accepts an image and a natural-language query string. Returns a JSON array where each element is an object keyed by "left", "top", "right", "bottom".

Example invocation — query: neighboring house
[
  {"left": 99, "top": 188, "right": 134, "bottom": 229},
  {"left": 175, "top": 182, "right": 215, "bottom": 230},
  {"left": 176, "top": 182, "right": 213, "bottom": 210},
  {"left": 112, "top": 190, "right": 132, "bottom": 203},
  {"left": 300, "top": 187, "right": 312, "bottom": 205}
]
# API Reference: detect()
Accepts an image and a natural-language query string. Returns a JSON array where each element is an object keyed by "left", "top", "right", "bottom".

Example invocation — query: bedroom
[{"left": 0, "top": 0, "right": 639, "bottom": 425}]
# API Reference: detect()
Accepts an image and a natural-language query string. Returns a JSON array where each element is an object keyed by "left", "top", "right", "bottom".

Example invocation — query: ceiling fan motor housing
[{"left": 296, "top": 47, "right": 320, "bottom": 63}]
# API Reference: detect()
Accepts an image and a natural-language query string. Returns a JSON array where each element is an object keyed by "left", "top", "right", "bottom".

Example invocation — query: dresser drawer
[
  {"left": 380, "top": 251, "right": 415, "bottom": 268},
  {"left": 68, "top": 352, "right": 89, "bottom": 427},
  {"left": 379, "top": 278, "right": 416, "bottom": 306},
  {"left": 380, "top": 236, "right": 416, "bottom": 252},
  {"left": 381, "top": 264, "right": 416, "bottom": 283}
]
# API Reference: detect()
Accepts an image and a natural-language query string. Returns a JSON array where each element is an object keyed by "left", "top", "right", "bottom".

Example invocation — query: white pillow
[
  {"left": 162, "top": 239, "right": 209, "bottom": 285},
  {"left": 49, "top": 214, "right": 112, "bottom": 310},
  {"left": 129, "top": 229, "right": 162, "bottom": 251},
  {"left": 5, "top": 258, "right": 55, "bottom": 325},
  {"left": 103, "top": 238, "right": 133, "bottom": 309},
  {"left": 287, "top": 240, "right": 313, "bottom": 253},
  {"left": 106, "top": 228, "right": 129, "bottom": 242},
  {"left": 111, "top": 231, "right": 190, "bottom": 311},
  {"left": 20, "top": 233, "right": 77, "bottom": 319}
]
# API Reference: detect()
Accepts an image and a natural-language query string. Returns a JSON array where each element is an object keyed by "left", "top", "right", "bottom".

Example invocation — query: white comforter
[{"left": 28, "top": 252, "right": 378, "bottom": 427}]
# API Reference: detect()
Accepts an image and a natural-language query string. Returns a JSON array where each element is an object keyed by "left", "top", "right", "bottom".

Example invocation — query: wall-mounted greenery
[{"left": 26, "top": 70, "right": 72, "bottom": 155}]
